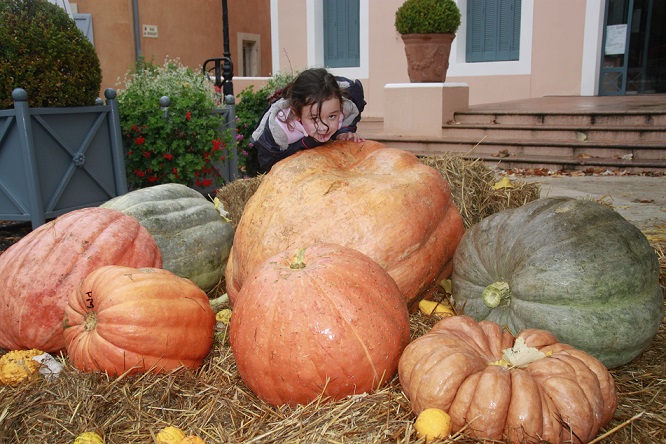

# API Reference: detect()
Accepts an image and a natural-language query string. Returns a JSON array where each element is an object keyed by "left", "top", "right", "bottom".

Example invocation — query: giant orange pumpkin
[
  {"left": 63, "top": 265, "right": 215, "bottom": 375},
  {"left": 0, "top": 208, "right": 161, "bottom": 353},
  {"left": 225, "top": 140, "right": 464, "bottom": 310},
  {"left": 399, "top": 315, "right": 617, "bottom": 444},
  {"left": 230, "top": 243, "right": 411, "bottom": 407}
]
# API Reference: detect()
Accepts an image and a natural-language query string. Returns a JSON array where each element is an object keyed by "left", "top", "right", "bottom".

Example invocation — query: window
[
  {"left": 237, "top": 33, "right": 261, "bottom": 77},
  {"left": 466, "top": 0, "right": 521, "bottom": 62},
  {"left": 323, "top": 0, "right": 360, "bottom": 68}
]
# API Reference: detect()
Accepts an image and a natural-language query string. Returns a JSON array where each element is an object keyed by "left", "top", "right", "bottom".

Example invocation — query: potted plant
[
  {"left": 0, "top": 0, "right": 127, "bottom": 229},
  {"left": 395, "top": 0, "right": 461, "bottom": 82}
]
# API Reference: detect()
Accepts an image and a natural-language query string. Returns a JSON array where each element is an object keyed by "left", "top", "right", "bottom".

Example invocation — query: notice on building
[
  {"left": 605, "top": 24, "right": 627, "bottom": 55},
  {"left": 143, "top": 25, "right": 158, "bottom": 38}
]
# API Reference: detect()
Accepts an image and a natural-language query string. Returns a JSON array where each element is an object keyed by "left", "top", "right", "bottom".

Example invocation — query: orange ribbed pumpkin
[
  {"left": 225, "top": 140, "right": 464, "bottom": 311},
  {"left": 398, "top": 315, "right": 618, "bottom": 444},
  {"left": 230, "top": 243, "right": 411, "bottom": 407},
  {"left": 63, "top": 265, "right": 215, "bottom": 375},
  {"left": 0, "top": 207, "right": 161, "bottom": 353}
]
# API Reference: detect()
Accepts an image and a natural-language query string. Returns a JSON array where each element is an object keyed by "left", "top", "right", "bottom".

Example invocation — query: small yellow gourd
[
  {"left": 414, "top": 408, "right": 452, "bottom": 443},
  {"left": 0, "top": 349, "right": 44, "bottom": 386},
  {"left": 180, "top": 436, "right": 206, "bottom": 444},
  {"left": 418, "top": 299, "right": 454, "bottom": 317},
  {"left": 73, "top": 431, "right": 104, "bottom": 444},
  {"left": 156, "top": 426, "right": 187, "bottom": 444},
  {"left": 215, "top": 308, "right": 232, "bottom": 325}
]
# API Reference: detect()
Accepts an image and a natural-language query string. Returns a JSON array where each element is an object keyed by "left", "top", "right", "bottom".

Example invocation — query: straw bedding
[{"left": 1, "top": 153, "right": 664, "bottom": 444}]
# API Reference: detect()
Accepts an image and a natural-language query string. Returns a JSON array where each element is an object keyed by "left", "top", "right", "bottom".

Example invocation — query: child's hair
[{"left": 281, "top": 68, "right": 343, "bottom": 133}]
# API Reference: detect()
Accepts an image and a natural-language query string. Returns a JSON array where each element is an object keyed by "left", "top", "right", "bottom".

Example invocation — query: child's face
[{"left": 299, "top": 97, "right": 343, "bottom": 143}]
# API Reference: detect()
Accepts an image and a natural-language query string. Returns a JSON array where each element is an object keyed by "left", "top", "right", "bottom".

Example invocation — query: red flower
[
  {"left": 134, "top": 136, "right": 145, "bottom": 145},
  {"left": 132, "top": 125, "right": 138, "bottom": 131},
  {"left": 186, "top": 111, "right": 191, "bottom": 121},
  {"left": 143, "top": 151, "right": 151, "bottom": 158},
  {"left": 202, "top": 179, "right": 213, "bottom": 187},
  {"left": 212, "top": 139, "right": 221, "bottom": 151},
  {"left": 195, "top": 179, "right": 202, "bottom": 187},
  {"left": 163, "top": 153, "right": 174, "bottom": 160},
  {"left": 148, "top": 175, "right": 158, "bottom": 183},
  {"left": 134, "top": 169, "right": 146, "bottom": 177}
]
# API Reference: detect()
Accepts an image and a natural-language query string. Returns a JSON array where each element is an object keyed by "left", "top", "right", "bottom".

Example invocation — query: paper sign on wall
[
  {"left": 143, "top": 25, "right": 158, "bottom": 38},
  {"left": 605, "top": 24, "right": 627, "bottom": 55}
]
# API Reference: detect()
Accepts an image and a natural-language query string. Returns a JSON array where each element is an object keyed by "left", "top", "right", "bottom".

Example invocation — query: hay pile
[{"left": 1, "top": 154, "right": 664, "bottom": 444}]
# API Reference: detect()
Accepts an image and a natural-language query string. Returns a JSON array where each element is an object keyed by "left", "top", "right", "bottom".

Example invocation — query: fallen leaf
[
  {"left": 439, "top": 279, "right": 452, "bottom": 293},
  {"left": 493, "top": 149, "right": 510, "bottom": 158},
  {"left": 491, "top": 177, "right": 514, "bottom": 190}
]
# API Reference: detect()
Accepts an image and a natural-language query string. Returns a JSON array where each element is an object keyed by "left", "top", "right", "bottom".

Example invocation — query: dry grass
[{"left": 1, "top": 154, "right": 664, "bottom": 444}]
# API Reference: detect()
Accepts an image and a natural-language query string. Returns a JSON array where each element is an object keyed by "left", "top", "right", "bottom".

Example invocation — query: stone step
[
  {"left": 364, "top": 136, "right": 666, "bottom": 173},
  {"left": 358, "top": 115, "right": 666, "bottom": 173},
  {"left": 454, "top": 111, "right": 666, "bottom": 126},
  {"left": 442, "top": 123, "right": 666, "bottom": 143}
]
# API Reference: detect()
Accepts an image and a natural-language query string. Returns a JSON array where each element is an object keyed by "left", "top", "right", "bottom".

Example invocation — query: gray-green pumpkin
[
  {"left": 451, "top": 197, "right": 663, "bottom": 369},
  {"left": 102, "top": 183, "right": 234, "bottom": 292}
]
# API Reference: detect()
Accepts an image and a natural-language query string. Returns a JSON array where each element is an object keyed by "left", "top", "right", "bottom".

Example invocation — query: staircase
[{"left": 359, "top": 96, "right": 666, "bottom": 173}]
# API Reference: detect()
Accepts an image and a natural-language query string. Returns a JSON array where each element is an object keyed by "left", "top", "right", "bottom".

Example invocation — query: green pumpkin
[
  {"left": 102, "top": 183, "right": 234, "bottom": 292},
  {"left": 451, "top": 197, "right": 663, "bottom": 369}
]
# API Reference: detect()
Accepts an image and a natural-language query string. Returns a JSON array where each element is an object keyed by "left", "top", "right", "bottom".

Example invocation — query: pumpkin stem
[
  {"left": 209, "top": 293, "right": 230, "bottom": 313},
  {"left": 290, "top": 248, "right": 307, "bottom": 269},
  {"left": 482, "top": 281, "right": 511, "bottom": 308},
  {"left": 83, "top": 312, "right": 97, "bottom": 332}
]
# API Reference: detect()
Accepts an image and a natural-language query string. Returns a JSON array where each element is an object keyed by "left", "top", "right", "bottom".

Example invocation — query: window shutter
[
  {"left": 466, "top": 0, "right": 520, "bottom": 62},
  {"left": 74, "top": 13, "right": 94, "bottom": 45},
  {"left": 497, "top": 0, "right": 520, "bottom": 60},
  {"left": 324, "top": 0, "right": 360, "bottom": 68}
]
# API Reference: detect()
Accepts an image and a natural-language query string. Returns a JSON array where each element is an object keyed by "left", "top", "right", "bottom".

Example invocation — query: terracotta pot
[{"left": 401, "top": 33, "right": 455, "bottom": 82}]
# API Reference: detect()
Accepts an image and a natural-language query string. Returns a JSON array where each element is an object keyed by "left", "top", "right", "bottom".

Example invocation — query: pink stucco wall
[{"left": 72, "top": 0, "right": 272, "bottom": 94}]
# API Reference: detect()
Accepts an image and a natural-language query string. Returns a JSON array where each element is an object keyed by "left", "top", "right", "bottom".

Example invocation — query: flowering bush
[
  {"left": 117, "top": 58, "right": 232, "bottom": 190},
  {"left": 235, "top": 71, "right": 297, "bottom": 176}
]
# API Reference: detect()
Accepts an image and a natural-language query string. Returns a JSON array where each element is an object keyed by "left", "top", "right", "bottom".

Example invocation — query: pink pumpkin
[
  {"left": 0, "top": 207, "right": 161, "bottom": 352},
  {"left": 230, "top": 243, "right": 411, "bottom": 407}
]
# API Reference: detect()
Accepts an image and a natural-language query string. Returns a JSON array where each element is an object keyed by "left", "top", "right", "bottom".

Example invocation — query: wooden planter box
[{"left": 0, "top": 88, "right": 128, "bottom": 229}]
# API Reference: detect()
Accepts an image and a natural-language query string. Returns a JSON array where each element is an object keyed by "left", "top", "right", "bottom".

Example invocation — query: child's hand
[{"left": 336, "top": 132, "right": 364, "bottom": 142}]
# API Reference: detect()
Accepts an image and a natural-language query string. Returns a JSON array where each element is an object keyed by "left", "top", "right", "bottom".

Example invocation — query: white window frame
[
  {"left": 270, "top": 0, "right": 368, "bottom": 78},
  {"left": 448, "top": 0, "right": 534, "bottom": 77},
  {"left": 308, "top": 0, "right": 368, "bottom": 79}
]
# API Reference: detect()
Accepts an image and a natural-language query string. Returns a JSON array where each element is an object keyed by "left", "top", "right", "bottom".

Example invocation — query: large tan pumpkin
[
  {"left": 0, "top": 207, "right": 161, "bottom": 352},
  {"left": 399, "top": 315, "right": 618, "bottom": 444},
  {"left": 225, "top": 140, "right": 464, "bottom": 310}
]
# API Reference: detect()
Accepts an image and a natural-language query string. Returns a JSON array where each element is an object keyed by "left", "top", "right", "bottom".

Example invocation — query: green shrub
[
  {"left": 117, "top": 58, "right": 232, "bottom": 190},
  {"left": 235, "top": 71, "right": 297, "bottom": 176},
  {"left": 395, "top": 0, "right": 461, "bottom": 35},
  {"left": 0, "top": 0, "right": 102, "bottom": 109}
]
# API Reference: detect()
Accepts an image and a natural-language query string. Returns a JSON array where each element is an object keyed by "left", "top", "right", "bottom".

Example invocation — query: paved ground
[{"left": 518, "top": 174, "right": 666, "bottom": 230}]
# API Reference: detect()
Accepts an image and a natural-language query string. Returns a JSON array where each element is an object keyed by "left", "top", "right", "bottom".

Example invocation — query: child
[{"left": 251, "top": 67, "right": 366, "bottom": 172}]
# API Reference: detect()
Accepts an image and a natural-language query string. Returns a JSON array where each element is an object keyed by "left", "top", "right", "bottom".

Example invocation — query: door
[{"left": 599, "top": 0, "right": 666, "bottom": 95}]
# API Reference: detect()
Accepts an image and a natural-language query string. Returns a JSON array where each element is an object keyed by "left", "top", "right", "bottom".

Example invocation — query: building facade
[
  {"left": 61, "top": 0, "right": 665, "bottom": 119},
  {"left": 261, "top": 0, "right": 665, "bottom": 118}
]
